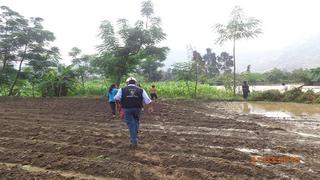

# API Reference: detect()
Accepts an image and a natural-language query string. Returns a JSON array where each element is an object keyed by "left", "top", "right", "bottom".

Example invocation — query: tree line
[
  {"left": 1, "top": 2, "right": 319, "bottom": 97},
  {"left": 0, "top": 1, "right": 169, "bottom": 96}
]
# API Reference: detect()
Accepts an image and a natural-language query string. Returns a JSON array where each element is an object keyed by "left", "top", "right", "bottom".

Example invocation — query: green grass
[
  {"left": 70, "top": 80, "right": 238, "bottom": 100},
  {"left": 70, "top": 79, "right": 110, "bottom": 96},
  {"left": 3, "top": 79, "right": 240, "bottom": 101},
  {"left": 139, "top": 81, "right": 238, "bottom": 100}
]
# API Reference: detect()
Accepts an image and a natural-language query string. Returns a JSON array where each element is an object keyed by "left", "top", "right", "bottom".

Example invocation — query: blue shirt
[
  {"left": 107, "top": 88, "right": 118, "bottom": 102},
  {"left": 114, "top": 84, "right": 152, "bottom": 104}
]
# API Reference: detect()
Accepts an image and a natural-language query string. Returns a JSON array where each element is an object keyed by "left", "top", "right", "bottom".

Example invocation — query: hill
[{"left": 238, "top": 35, "right": 320, "bottom": 72}]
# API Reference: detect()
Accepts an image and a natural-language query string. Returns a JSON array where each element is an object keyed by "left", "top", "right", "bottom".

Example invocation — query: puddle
[
  {"left": 236, "top": 147, "right": 303, "bottom": 157},
  {"left": 236, "top": 148, "right": 265, "bottom": 154},
  {"left": 291, "top": 131, "right": 320, "bottom": 138},
  {"left": 228, "top": 102, "right": 320, "bottom": 120}
]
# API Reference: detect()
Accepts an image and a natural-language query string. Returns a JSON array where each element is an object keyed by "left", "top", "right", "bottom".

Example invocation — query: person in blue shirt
[
  {"left": 114, "top": 77, "right": 153, "bottom": 149},
  {"left": 107, "top": 84, "right": 118, "bottom": 117}
]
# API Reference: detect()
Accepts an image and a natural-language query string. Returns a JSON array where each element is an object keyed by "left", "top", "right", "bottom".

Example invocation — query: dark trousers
[
  {"left": 122, "top": 108, "right": 142, "bottom": 145},
  {"left": 150, "top": 93, "right": 157, "bottom": 100},
  {"left": 109, "top": 102, "right": 116, "bottom": 115},
  {"left": 243, "top": 92, "right": 249, "bottom": 100}
]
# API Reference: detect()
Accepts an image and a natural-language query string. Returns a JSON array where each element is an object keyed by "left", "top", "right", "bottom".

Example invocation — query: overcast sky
[{"left": 1, "top": 0, "right": 320, "bottom": 68}]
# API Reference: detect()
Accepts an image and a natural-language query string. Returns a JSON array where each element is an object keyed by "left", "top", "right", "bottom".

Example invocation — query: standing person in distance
[
  {"left": 242, "top": 81, "right": 250, "bottom": 101},
  {"left": 107, "top": 84, "right": 118, "bottom": 118},
  {"left": 114, "top": 77, "right": 153, "bottom": 149},
  {"left": 149, "top": 85, "right": 158, "bottom": 101},
  {"left": 282, "top": 83, "right": 288, "bottom": 92}
]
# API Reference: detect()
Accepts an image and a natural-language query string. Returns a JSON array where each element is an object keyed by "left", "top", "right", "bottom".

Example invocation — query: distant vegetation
[
  {"left": 250, "top": 88, "right": 320, "bottom": 103},
  {"left": 1, "top": 3, "right": 320, "bottom": 104}
]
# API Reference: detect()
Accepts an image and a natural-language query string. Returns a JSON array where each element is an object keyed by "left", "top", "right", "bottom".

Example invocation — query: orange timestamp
[{"left": 251, "top": 155, "right": 302, "bottom": 165}]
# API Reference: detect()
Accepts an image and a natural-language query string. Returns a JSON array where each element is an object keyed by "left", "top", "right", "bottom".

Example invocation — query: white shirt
[
  {"left": 283, "top": 85, "right": 288, "bottom": 92},
  {"left": 114, "top": 84, "right": 152, "bottom": 105}
]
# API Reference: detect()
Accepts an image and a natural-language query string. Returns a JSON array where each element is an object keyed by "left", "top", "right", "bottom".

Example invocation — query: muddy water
[{"left": 229, "top": 101, "right": 320, "bottom": 120}]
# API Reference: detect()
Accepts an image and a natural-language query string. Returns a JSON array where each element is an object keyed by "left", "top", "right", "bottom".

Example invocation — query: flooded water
[
  {"left": 215, "top": 85, "right": 320, "bottom": 93},
  {"left": 229, "top": 102, "right": 320, "bottom": 120}
]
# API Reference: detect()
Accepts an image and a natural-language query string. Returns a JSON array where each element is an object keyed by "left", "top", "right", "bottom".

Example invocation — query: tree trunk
[
  {"left": 1, "top": 52, "right": 7, "bottom": 72},
  {"left": 186, "top": 80, "right": 191, "bottom": 98},
  {"left": 32, "top": 83, "right": 35, "bottom": 97},
  {"left": 1, "top": 49, "right": 9, "bottom": 93},
  {"left": 146, "top": 16, "right": 149, "bottom": 30},
  {"left": 1, "top": 31, "right": 10, "bottom": 90},
  {"left": 58, "top": 84, "right": 62, "bottom": 97},
  {"left": 8, "top": 45, "right": 28, "bottom": 96},
  {"left": 81, "top": 75, "right": 85, "bottom": 90},
  {"left": 117, "top": 56, "right": 130, "bottom": 86},
  {"left": 194, "top": 60, "right": 198, "bottom": 98},
  {"left": 148, "top": 70, "right": 151, "bottom": 82},
  {"left": 116, "top": 75, "right": 122, "bottom": 87},
  {"left": 58, "top": 78, "right": 63, "bottom": 97},
  {"left": 8, "top": 59, "right": 24, "bottom": 96},
  {"left": 2, "top": 29, "right": 9, "bottom": 72},
  {"left": 233, "top": 37, "right": 236, "bottom": 96}
]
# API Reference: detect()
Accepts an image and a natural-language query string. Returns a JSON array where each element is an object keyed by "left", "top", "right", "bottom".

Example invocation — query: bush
[
  {"left": 283, "top": 88, "right": 304, "bottom": 102},
  {"left": 248, "top": 88, "right": 320, "bottom": 104},
  {"left": 315, "top": 96, "right": 320, "bottom": 103},
  {"left": 297, "top": 90, "right": 318, "bottom": 103},
  {"left": 249, "top": 90, "right": 284, "bottom": 101}
]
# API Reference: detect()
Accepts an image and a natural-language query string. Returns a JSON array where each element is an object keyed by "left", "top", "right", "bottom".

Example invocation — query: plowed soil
[{"left": 0, "top": 97, "right": 319, "bottom": 179}]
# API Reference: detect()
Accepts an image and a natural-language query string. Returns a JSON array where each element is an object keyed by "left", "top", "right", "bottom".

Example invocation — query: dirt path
[{"left": 0, "top": 97, "right": 319, "bottom": 179}]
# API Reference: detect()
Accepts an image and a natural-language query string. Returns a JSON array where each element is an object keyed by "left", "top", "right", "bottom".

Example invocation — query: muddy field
[{"left": 0, "top": 97, "right": 319, "bottom": 179}]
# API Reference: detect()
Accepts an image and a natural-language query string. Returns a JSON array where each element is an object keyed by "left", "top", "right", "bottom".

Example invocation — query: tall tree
[
  {"left": 95, "top": 19, "right": 145, "bottom": 84},
  {"left": 25, "top": 46, "right": 59, "bottom": 96},
  {"left": 69, "top": 47, "right": 91, "bottom": 89},
  {"left": 138, "top": 0, "right": 168, "bottom": 82},
  {"left": 95, "top": 0, "right": 168, "bottom": 84},
  {"left": 203, "top": 48, "right": 219, "bottom": 78},
  {"left": 141, "top": 0, "right": 154, "bottom": 29},
  {"left": 217, "top": 52, "right": 233, "bottom": 74},
  {"left": 138, "top": 46, "right": 169, "bottom": 81},
  {"left": 214, "top": 6, "right": 262, "bottom": 95},
  {"left": 68, "top": 47, "right": 81, "bottom": 59},
  {"left": 0, "top": 6, "right": 58, "bottom": 96},
  {"left": 8, "top": 17, "right": 57, "bottom": 96},
  {"left": 0, "top": 6, "right": 28, "bottom": 94}
]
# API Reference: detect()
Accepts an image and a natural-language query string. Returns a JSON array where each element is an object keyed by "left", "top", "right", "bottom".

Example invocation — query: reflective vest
[{"left": 121, "top": 86, "right": 143, "bottom": 108}]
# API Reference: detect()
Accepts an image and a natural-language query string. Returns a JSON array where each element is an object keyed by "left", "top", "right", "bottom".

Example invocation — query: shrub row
[{"left": 249, "top": 88, "right": 320, "bottom": 103}]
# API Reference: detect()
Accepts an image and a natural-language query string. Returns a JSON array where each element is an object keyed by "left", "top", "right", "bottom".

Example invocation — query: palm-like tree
[{"left": 214, "top": 6, "right": 262, "bottom": 95}]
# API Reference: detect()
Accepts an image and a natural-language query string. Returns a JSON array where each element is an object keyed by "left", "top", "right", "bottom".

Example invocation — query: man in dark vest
[{"left": 114, "top": 77, "right": 153, "bottom": 148}]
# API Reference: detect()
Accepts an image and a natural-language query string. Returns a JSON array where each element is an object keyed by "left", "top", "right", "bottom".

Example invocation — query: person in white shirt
[
  {"left": 282, "top": 83, "right": 288, "bottom": 92},
  {"left": 114, "top": 77, "right": 153, "bottom": 148}
]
